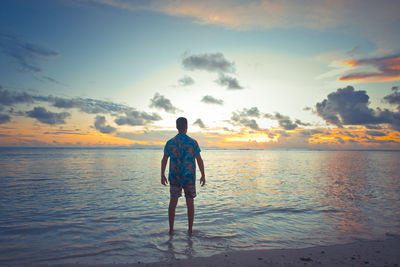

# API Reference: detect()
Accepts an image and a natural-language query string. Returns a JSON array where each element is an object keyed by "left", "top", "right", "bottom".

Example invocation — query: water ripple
[{"left": 0, "top": 148, "right": 399, "bottom": 265}]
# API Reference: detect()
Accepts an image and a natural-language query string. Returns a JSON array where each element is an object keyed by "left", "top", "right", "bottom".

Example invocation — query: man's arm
[
  {"left": 161, "top": 155, "right": 168, "bottom": 185},
  {"left": 196, "top": 154, "right": 205, "bottom": 186}
]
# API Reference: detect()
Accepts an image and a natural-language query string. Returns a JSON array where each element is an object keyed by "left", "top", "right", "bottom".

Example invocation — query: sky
[{"left": 0, "top": 0, "right": 400, "bottom": 149}]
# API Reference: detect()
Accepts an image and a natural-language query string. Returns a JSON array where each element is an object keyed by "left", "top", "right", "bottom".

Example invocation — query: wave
[{"left": 252, "top": 207, "right": 341, "bottom": 215}]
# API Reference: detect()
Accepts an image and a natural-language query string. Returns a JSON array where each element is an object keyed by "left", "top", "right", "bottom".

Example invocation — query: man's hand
[
  {"left": 161, "top": 175, "right": 168, "bottom": 186},
  {"left": 196, "top": 154, "right": 205, "bottom": 187},
  {"left": 200, "top": 175, "right": 206, "bottom": 186}
]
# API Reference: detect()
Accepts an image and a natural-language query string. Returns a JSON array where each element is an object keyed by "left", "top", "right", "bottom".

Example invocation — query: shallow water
[{"left": 0, "top": 148, "right": 399, "bottom": 265}]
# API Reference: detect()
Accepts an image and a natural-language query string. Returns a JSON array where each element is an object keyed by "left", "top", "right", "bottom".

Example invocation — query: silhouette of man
[{"left": 161, "top": 117, "right": 205, "bottom": 235}]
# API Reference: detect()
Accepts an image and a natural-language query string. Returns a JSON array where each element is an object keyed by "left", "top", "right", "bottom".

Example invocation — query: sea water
[{"left": 0, "top": 148, "right": 399, "bottom": 265}]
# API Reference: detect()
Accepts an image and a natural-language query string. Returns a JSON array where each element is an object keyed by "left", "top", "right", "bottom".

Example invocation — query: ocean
[{"left": 0, "top": 148, "right": 399, "bottom": 265}]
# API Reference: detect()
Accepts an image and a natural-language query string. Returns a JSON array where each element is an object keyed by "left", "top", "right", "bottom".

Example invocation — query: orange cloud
[
  {"left": 1, "top": 117, "right": 399, "bottom": 149},
  {"left": 88, "top": 0, "right": 400, "bottom": 51},
  {"left": 0, "top": 120, "right": 149, "bottom": 147},
  {"left": 339, "top": 54, "right": 400, "bottom": 82}
]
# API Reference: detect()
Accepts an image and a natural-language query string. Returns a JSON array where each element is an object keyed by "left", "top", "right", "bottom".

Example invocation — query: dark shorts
[{"left": 170, "top": 184, "right": 196, "bottom": 199}]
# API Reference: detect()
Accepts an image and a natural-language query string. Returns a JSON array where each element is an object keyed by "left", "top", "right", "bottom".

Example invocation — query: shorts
[{"left": 170, "top": 184, "right": 196, "bottom": 199}]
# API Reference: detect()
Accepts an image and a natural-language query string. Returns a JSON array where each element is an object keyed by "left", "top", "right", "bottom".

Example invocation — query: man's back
[{"left": 164, "top": 133, "right": 200, "bottom": 186}]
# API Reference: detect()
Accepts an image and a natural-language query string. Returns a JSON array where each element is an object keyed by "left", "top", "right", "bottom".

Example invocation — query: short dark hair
[{"left": 176, "top": 117, "right": 187, "bottom": 132}]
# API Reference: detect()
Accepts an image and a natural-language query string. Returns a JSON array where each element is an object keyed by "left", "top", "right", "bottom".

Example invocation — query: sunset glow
[{"left": 0, "top": 0, "right": 399, "bottom": 149}]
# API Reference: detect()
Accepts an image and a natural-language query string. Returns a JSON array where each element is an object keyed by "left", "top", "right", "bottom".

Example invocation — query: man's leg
[
  {"left": 169, "top": 197, "right": 178, "bottom": 234},
  {"left": 185, "top": 197, "right": 194, "bottom": 235}
]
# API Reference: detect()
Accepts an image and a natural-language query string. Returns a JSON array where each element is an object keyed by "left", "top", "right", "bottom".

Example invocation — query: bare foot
[{"left": 188, "top": 229, "right": 192, "bottom": 236}]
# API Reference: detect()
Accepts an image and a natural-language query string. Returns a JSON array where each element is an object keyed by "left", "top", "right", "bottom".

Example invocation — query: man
[{"left": 161, "top": 117, "right": 205, "bottom": 235}]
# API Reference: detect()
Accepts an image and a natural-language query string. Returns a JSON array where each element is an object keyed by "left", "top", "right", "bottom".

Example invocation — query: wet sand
[{"left": 60, "top": 234, "right": 400, "bottom": 267}]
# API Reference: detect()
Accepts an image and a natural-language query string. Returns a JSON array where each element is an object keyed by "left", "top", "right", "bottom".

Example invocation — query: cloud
[
  {"left": 114, "top": 109, "right": 161, "bottom": 126},
  {"left": 178, "top": 75, "right": 195, "bottom": 86},
  {"left": 94, "top": 115, "right": 116, "bottom": 134},
  {"left": 230, "top": 107, "right": 261, "bottom": 130},
  {"left": 0, "top": 86, "right": 130, "bottom": 114},
  {"left": 238, "top": 107, "right": 260, "bottom": 118},
  {"left": 384, "top": 86, "right": 400, "bottom": 111},
  {"left": 365, "top": 124, "right": 382, "bottom": 130},
  {"left": 215, "top": 74, "right": 243, "bottom": 90},
  {"left": 0, "top": 86, "right": 163, "bottom": 128},
  {"left": 0, "top": 30, "right": 59, "bottom": 73},
  {"left": 193, "top": 118, "right": 206, "bottom": 128},
  {"left": 339, "top": 54, "right": 400, "bottom": 82},
  {"left": 295, "top": 119, "right": 311, "bottom": 127},
  {"left": 0, "top": 114, "right": 11, "bottom": 124},
  {"left": 240, "top": 119, "right": 260, "bottom": 130},
  {"left": 149, "top": 93, "right": 181, "bottom": 113},
  {"left": 201, "top": 95, "right": 223, "bottom": 105},
  {"left": 300, "top": 129, "right": 324, "bottom": 137},
  {"left": 182, "top": 52, "right": 235, "bottom": 73},
  {"left": 26, "top": 107, "right": 70, "bottom": 125},
  {"left": 265, "top": 112, "right": 299, "bottom": 130},
  {"left": 85, "top": 0, "right": 400, "bottom": 49},
  {"left": 316, "top": 86, "right": 400, "bottom": 130},
  {"left": 0, "top": 86, "right": 34, "bottom": 106},
  {"left": 44, "top": 96, "right": 130, "bottom": 114},
  {"left": 47, "top": 97, "right": 83, "bottom": 109},
  {"left": 365, "top": 130, "right": 386, "bottom": 137}
]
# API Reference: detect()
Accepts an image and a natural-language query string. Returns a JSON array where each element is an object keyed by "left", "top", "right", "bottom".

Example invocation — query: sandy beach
[{"left": 58, "top": 234, "right": 400, "bottom": 267}]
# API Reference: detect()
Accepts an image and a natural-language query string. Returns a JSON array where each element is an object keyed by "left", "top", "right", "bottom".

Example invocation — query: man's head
[{"left": 176, "top": 117, "right": 188, "bottom": 133}]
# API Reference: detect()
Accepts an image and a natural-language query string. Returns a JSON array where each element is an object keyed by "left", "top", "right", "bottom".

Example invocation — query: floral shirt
[{"left": 164, "top": 133, "right": 201, "bottom": 186}]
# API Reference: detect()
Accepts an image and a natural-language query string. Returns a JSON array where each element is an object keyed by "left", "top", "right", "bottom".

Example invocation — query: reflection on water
[
  {"left": 0, "top": 148, "right": 399, "bottom": 265},
  {"left": 320, "top": 152, "right": 369, "bottom": 238}
]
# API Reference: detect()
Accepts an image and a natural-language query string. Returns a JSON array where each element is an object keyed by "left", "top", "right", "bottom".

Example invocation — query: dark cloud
[
  {"left": 276, "top": 130, "right": 291, "bottom": 137},
  {"left": 215, "top": 74, "right": 243, "bottom": 90},
  {"left": 366, "top": 130, "right": 386, "bottom": 137},
  {"left": 265, "top": 112, "right": 299, "bottom": 130},
  {"left": 339, "top": 53, "right": 400, "bottom": 82},
  {"left": 178, "top": 75, "right": 195, "bottom": 86},
  {"left": 114, "top": 109, "right": 161, "bottom": 126},
  {"left": 41, "top": 76, "right": 64, "bottom": 85},
  {"left": 336, "top": 136, "right": 345, "bottom": 144},
  {"left": 300, "top": 129, "right": 324, "bottom": 137},
  {"left": 49, "top": 97, "right": 83, "bottom": 109},
  {"left": 26, "top": 107, "right": 70, "bottom": 125},
  {"left": 316, "top": 86, "right": 394, "bottom": 127},
  {"left": 149, "top": 93, "right": 181, "bottom": 113},
  {"left": 231, "top": 107, "right": 261, "bottom": 130},
  {"left": 0, "top": 30, "right": 59, "bottom": 73},
  {"left": 0, "top": 114, "right": 11, "bottom": 124},
  {"left": 45, "top": 96, "right": 130, "bottom": 114},
  {"left": 201, "top": 95, "right": 224, "bottom": 105},
  {"left": 94, "top": 115, "right": 116, "bottom": 134},
  {"left": 193, "top": 118, "right": 206, "bottom": 128},
  {"left": 303, "top": 107, "right": 312, "bottom": 111},
  {"left": 365, "top": 124, "right": 382, "bottom": 130},
  {"left": 384, "top": 86, "right": 400, "bottom": 111},
  {"left": 43, "top": 129, "right": 85, "bottom": 135},
  {"left": 240, "top": 119, "right": 260, "bottom": 130},
  {"left": 182, "top": 52, "right": 235, "bottom": 73},
  {"left": 295, "top": 119, "right": 311, "bottom": 126},
  {"left": 238, "top": 107, "right": 260, "bottom": 118},
  {"left": 0, "top": 86, "right": 34, "bottom": 106},
  {"left": 0, "top": 87, "right": 130, "bottom": 114}
]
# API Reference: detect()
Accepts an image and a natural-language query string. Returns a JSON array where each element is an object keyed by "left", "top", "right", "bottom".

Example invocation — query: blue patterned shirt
[{"left": 164, "top": 133, "right": 201, "bottom": 186}]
